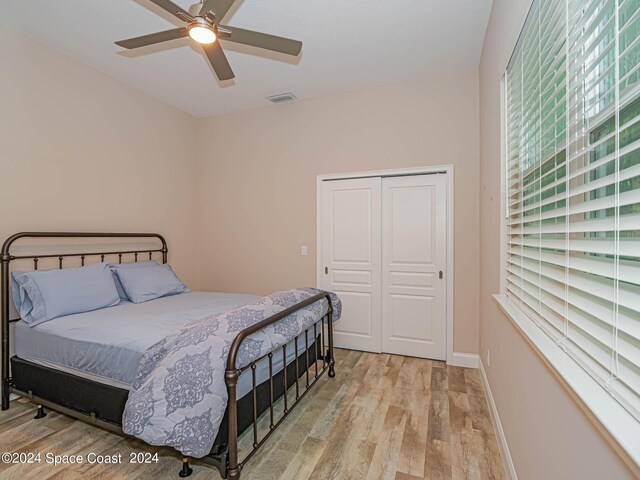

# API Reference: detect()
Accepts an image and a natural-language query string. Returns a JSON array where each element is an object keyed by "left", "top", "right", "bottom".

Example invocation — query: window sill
[{"left": 493, "top": 294, "right": 640, "bottom": 474}]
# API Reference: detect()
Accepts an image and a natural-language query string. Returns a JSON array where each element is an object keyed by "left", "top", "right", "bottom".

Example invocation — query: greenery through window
[{"left": 505, "top": 0, "right": 640, "bottom": 421}]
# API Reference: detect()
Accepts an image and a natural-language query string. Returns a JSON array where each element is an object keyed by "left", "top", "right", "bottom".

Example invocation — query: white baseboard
[
  {"left": 448, "top": 352, "right": 479, "bottom": 368},
  {"left": 479, "top": 360, "right": 518, "bottom": 480}
]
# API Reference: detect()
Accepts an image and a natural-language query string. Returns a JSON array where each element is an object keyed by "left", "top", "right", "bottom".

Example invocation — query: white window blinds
[{"left": 506, "top": 0, "right": 640, "bottom": 420}]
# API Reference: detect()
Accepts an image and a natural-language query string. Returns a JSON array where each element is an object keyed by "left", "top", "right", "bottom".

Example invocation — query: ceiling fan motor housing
[
  {"left": 188, "top": 3, "right": 203, "bottom": 16},
  {"left": 190, "top": 16, "right": 216, "bottom": 31}
]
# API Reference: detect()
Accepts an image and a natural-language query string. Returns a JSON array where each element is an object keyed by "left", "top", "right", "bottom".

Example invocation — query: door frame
[{"left": 316, "top": 165, "right": 455, "bottom": 364}]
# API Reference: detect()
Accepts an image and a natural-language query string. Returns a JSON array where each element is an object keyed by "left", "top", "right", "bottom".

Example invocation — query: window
[{"left": 505, "top": 0, "right": 640, "bottom": 424}]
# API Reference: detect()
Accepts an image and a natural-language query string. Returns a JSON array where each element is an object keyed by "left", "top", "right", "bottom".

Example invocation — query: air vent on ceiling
[{"left": 267, "top": 92, "right": 297, "bottom": 104}]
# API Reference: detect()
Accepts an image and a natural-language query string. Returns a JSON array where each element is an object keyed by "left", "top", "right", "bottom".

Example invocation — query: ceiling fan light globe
[{"left": 189, "top": 25, "right": 216, "bottom": 44}]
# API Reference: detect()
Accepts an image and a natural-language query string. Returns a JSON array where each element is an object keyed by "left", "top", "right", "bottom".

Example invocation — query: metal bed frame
[{"left": 0, "top": 232, "right": 335, "bottom": 480}]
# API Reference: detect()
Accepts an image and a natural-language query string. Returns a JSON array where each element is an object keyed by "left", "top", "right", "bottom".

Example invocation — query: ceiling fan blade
[
  {"left": 200, "top": 0, "right": 236, "bottom": 21},
  {"left": 219, "top": 26, "right": 302, "bottom": 56},
  {"left": 148, "top": 0, "right": 194, "bottom": 22},
  {"left": 115, "top": 27, "right": 188, "bottom": 49},
  {"left": 203, "top": 43, "right": 235, "bottom": 81}
]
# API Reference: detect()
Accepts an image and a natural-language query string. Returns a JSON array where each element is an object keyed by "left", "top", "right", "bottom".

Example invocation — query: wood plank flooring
[{"left": 0, "top": 349, "right": 505, "bottom": 479}]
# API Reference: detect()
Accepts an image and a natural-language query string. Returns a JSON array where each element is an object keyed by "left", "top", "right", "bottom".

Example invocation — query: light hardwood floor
[{"left": 0, "top": 349, "right": 505, "bottom": 480}]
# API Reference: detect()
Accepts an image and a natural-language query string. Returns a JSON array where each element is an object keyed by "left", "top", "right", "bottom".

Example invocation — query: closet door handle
[
  {"left": 325, "top": 267, "right": 329, "bottom": 274},
  {"left": 439, "top": 271, "right": 443, "bottom": 279}
]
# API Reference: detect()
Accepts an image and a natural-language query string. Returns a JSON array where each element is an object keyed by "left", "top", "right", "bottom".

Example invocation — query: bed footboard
[{"left": 222, "top": 291, "right": 335, "bottom": 480}]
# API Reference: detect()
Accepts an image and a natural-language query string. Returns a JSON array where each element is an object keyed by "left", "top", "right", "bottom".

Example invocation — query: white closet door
[
  {"left": 381, "top": 174, "right": 447, "bottom": 360},
  {"left": 321, "top": 178, "right": 382, "bottom": 353}
]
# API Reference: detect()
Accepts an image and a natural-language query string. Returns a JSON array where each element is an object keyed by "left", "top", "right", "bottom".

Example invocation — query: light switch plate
[{"left": 301, "top": 245, "right": 308, "bottom": 256}]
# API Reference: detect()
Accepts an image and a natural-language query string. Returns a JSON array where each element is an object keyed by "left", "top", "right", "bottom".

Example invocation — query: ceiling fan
[{"left": 115, "top": 0, "right": 302, "bottom": 81}]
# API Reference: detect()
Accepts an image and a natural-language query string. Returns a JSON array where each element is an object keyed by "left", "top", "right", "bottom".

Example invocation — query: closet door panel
[
  {"left": 321, "top": 178, "right": 382, "bottom": 353},
  {"left": 382, "top": 174, "right": 447, "bottom": 360}
]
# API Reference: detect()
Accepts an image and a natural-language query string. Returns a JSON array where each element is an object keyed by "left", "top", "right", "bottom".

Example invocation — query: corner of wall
[{"left": 479, "top": 359, "right": 518, "bottom": 480}]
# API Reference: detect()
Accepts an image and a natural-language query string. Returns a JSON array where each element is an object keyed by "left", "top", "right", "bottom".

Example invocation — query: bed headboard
[{"left": 1, "top": 231, "right": 167, "bottom": 410}]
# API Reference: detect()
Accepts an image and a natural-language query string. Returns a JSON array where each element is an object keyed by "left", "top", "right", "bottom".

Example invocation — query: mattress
[{"left": 14, "top": 291, "right": 316, "bottom": 398}]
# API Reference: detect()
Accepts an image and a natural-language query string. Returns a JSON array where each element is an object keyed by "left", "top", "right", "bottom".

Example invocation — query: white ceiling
[{"left": 0, "top": 0, "right": 493, "bottom": 117}]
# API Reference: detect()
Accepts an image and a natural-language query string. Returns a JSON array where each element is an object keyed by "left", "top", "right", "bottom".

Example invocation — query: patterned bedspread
[{"left": 122, "top": 288, "right": 341, "bottom": 457}]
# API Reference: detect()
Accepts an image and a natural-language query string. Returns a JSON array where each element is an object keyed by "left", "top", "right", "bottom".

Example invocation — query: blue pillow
[
  {"left": 12, "top": 262, "right": 120, "bottom": 326},
  {"left": 112, "top": 271, "right": 128, "bottom": 300},
  {"left": 110, "top": 261, "right": 159, "bottom": 300},
  {"left": 111, "top": 262, "right": 189, "bottom": 304}
]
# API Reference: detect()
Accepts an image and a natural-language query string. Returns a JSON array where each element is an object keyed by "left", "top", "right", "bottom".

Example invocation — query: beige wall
[
  {"left": 0, "top": 26, "right": 199, "bottom": 285},
  {"left": 479, "top": 1, "right": 636, "bottom": 478},
  {"left": 1, "top": 25, "right": 480, "bottom": 355},
  {"left": 195, "top": 72, "right": 480, "bottom": 354}
]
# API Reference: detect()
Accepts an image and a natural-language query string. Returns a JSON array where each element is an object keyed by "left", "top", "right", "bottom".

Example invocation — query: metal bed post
[
  {"left": 325, "top": 294, "right": 336, "bottom": 378},
  {"left": 1, "top": 250, "right": 10, "bottom": 411},
  {"left": 225, "top": 369, "right": 241, "bottom": 480}
]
